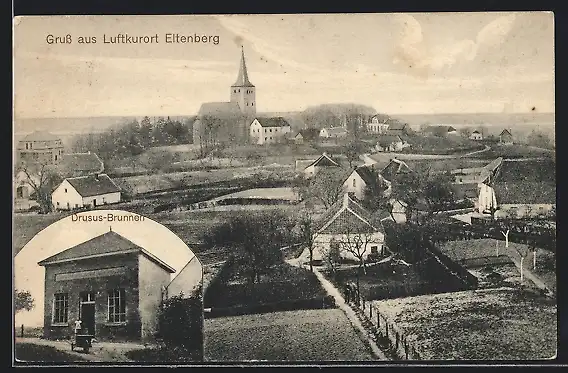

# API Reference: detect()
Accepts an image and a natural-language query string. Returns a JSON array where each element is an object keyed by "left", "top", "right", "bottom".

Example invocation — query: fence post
[
  {"left": 377, "top": 313, "right": 380, "bottom": 328},
  {"left": 369, "top": 303, "right": 372, "bottom": 319},
  {"left": 21, "top": 324, "right": 24, "bottom": 338}
]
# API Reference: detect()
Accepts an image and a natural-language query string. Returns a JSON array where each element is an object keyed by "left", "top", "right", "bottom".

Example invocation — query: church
[{"left": 193, "top": 47, "right": 257, "bottom": 150}]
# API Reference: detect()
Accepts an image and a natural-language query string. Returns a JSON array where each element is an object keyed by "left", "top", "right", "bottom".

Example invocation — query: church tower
[{"left": 230, "top": 47, "right": 256, "bottom": 117}]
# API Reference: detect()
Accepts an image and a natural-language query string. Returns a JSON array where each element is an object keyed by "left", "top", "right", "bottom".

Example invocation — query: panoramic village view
[{"left": 13, "top": 13, "right": 556, "bottom": 363}]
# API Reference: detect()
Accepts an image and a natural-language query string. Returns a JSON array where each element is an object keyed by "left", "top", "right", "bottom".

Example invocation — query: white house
[
  {"left": 303, "top": 153, "right": 341, "bottom": 178},
  {"left": 478, "top": 183, "right": 497, "bottom": 214},
  {"left": 367, "top": 115, "right": 390, "bottom": 134},
  {"left": 249, "top": 117, "right": 291, "bottom": 145},
  {"left": 52, "top": 173, "right": 121, "bottom": 210},
  {"left": 311, "top": 193, "right": 386, "bottom": 261},
  {"left": 343, "top": 165, "right": 391, "bottom": 200},
  {"left": 469, "top": 130, "right": 483, "bottom": 141},
  {"left": 375, "top": 135, "right": 405, "bottom": 152},
  {"left": 319, "top": 127, "right": 348, "bottom": 139}
]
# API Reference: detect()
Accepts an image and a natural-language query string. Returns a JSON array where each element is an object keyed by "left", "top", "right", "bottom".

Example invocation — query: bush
[{"left": 157, "top": 290, "right": 204, "bottom": 359}]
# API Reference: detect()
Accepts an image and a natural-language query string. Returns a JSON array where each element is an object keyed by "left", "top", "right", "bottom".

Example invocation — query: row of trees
[{"left": 71, "top": 116, "right": 194, "bottom": 163}]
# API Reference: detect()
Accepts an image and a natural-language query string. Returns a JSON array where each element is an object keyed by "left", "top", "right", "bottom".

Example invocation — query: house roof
[
  {"left": 64, "top": 173, "right": 121, "bottom": 197},
  {"left": 254, "top": 117, "right": 291, "bottom": 128},
  {"left": 59, "top": 152, "right": 104, "bottom": 175},
  {"left": 294, "top": 132, "right": 304, "bottom": 138},
  {"left": 323, "top": 127, "right": 348, "bottom": 135},
  {"left": 198, "top": 102, "right": 243, "bottom": 118},
  {"left": 380, "top": 158, "right": 414, "bottom": 180},
  {"left": 500, "top": 129, "right": 512, "bottom": 136},
  {"left": 20, "top": 131, "right": 62, "bottom": 142},
  {"left": 494, "top": 182, "right": 556, "bottom": 205},
  {"left": 471, "top": 130, "right": 481, "bottom": 134},
  {"left": 350, "top": 165, "right": 386, "bottom": 190},
  {"left": 387, "top": 123, "right": 408, "bottom": 131},
  {"left": 371, "top": 114, "right": 390, "bottom": 123},
  {"left": 377, "top": 135, "right": 403, "bottom": 147},
  {"left": 423, "top": 125, "right": 457, "bottom": 136},
  {"left": 38, "top": 231, "right": 175, "bottom": 273},
  {"left": 305, "top": 153, "right": 341, "bottom": 169},
  {"left": 232, "top": 48, "right": 254, "bottom": 87},
  {"left": 315, "top": 193, "right": 384, "bottom": 234}
]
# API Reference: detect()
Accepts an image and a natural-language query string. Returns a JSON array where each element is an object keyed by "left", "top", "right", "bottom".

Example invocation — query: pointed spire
[{"left": 232, "top": 46, "right": 254, "bottom": 87}]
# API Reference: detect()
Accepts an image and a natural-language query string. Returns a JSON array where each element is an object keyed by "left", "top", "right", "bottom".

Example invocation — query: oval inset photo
[{"left": 14, "top": 209, "right": 203, "bottom": 362}]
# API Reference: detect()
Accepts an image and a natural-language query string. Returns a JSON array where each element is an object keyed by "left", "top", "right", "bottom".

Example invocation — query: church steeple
[
  {"left": 232, "top": 47, "right": 254, "bottom": 88},
  {"left": 230, "top": 47, "right": 256, "bottom": 117}
]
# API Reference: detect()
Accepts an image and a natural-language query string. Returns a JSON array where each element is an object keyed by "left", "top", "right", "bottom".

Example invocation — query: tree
[
  {"left": 299, "top": 211, "right": 319, "bottom": 272},
  {"left": 360, "top": 172, "right": 395, "bottom": 219},
  {"left": 345, "top": 141, "right": 363, "bottom": 168},
  {"left": 325, "top": 239, "right": 341, "bottom": 275},
  {"left": 301, "top": 167, "right": 348, "bottom": 209},
  {"left": 139, "top": 149, "right": 176, "bottom": 173},
  {"left": 388, "top": 171, "right": 424, "bottom": 224},
  {"left": 18, "top": 162, "right": 63, "bottom": 213},
  {"left": 459, "top": 127, "right": 472, "bottom": 139},
  {"left": 422, "top": 174, "right": 457, "bottom": 217},
  {"left": 512, "top": 245, "right": 531, "bottom": 283},
  {"left": 15, "top": 289, "right": 34, "bottom": 313},
  {"left": 527, "top": 130, "right": 553, "bottom": 149}
]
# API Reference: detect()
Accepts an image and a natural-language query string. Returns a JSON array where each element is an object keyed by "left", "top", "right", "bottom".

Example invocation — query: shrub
[{"left": 157, "top": 289, "right": 204, "bottom": 360}]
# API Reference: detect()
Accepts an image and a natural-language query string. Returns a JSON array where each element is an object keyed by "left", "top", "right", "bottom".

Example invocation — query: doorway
[{"left": 79, "top": 292, "right": 96, "bottom": 335}]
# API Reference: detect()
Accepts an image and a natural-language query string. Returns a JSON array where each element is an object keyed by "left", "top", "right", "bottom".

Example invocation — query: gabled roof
[
  {"left": 500, "top": 129, "right": 512, "bottom": 136},
  {"left": 387, "top": 123, "right": 408, "bottom": 131},
  {"left": 294, "top": 132, "right": 304, "bottom": 138},
  {"left": 471, "top": 130, "right": 481, "bottom": 134},
  {"left": 254, "top": 117, "right": 291, "bottom": 128},
  {"left": 423, "top": 125, "right": 457, "bottom": 135},
  {"left": 377, "top": 135, "right": 403, "bottom": 147},
  {"left": 232, "top": 48, "right": 254, "bottom": 88},
  {"left": 494, "top": 182, "right": 556, "bottom": 205},
  {"left": 305, "top": 153, "right": 341, "bottom": 169},
  {"left": 350, "top": 165, "right": 385, "bottom": 189},
  {"left": 64, "top": 173, "right": 121, "bottom": 197},
  {"left": 20, "top": 131, "right": 62, "bottom": 142},
  {"left": 322, "top": 127, "right": 348, "bottom": 135},
  {"left": 198, "top": 102, "right": 243, "bottom": 118},
  {"left": 38, "top": 231, "right": 175, "bottom": 273},
  {"left": 381, "top": 158, "right": 414, "bottom": 180},
  {"left": 60, "top": 152, "right": 104, "bottom": 175},
  {"left": 315, "top": 193, "right": 384, "bottom": 234}
]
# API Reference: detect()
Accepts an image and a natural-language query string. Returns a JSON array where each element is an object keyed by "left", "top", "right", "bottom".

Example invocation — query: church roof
[
  {"left": 254, "top": 117, "right": 291, "bottom": 128},
  {"left": 198, "top": 102, "right": 243, "bottom": 118},
  {"left": 38, "top": 231, "right": 175, "bottom": 273},
  {"left": 232, "top": 48, "right": 254, "bottom": 88}
]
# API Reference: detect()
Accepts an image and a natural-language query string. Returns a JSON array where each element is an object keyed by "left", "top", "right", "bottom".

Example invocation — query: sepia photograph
[{"left": 13, "top": 12, "right": 556, "bottom": 364}]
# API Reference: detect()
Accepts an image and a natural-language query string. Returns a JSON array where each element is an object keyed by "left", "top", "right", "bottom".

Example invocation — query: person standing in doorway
[{"left": 74, "top": 319, "right": 82, "bottom": 335}]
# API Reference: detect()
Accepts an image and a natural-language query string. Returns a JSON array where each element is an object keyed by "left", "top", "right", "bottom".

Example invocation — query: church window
[
  {"left": 353, "top": 179, "right": 356, "bottom": 187},
  {"left": 234, "top": 89, "right": 237, "bottom": 93},
  {"left": 269, "top": 129, "right": 272, "bottom": 133}
]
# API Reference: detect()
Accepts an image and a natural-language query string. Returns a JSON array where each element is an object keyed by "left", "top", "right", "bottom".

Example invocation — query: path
[
  {"left": 361, "top": 145, "right": 491, "bottom": 164},
  {"left": 506, "top": 254, "right": 554, "bottom": 296},
  {"left": 15, "top": 337, "right": 146, "bottom": 362},
  {"left": 286, "top": 257, "right": 389, "bottom": 360}
]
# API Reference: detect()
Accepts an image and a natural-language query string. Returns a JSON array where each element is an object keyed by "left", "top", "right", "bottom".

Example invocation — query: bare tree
[
  {"left": 512, "top": 245, "right": 531, "bottom": 283},
  {"left": 302, "top": 167, "right": 348, "bottom": 209},
  {"left": 299, "top": 211, "right": 319, "bottom": 272},
  {"left": 18, "top": 162, "right": 63, "bottom": 214},
  {"left": 337, "top": 228, "right": 379, "bottom": 298}
]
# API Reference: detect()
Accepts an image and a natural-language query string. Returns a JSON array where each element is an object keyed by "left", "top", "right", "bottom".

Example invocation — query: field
[
  {"left": 372, "top": 287, "right": 557, "bottom": 360},
  {"left": 15, "top": 342, "right": 88, "bottom": 363},
  {"left": 439, "top": 239, "right": 556, "bottom": 293},
  {"left": 204, "top": 309, "right": 376, "bottom": 361},
  {"left": 470, "top": 144, "right": 554, "bottom": 160},
  {"left": 204, "top": 262, "right": 327, "bottom": 310},
  {"left": 321, "top": 261, "right": 435, "bottom": 301}
]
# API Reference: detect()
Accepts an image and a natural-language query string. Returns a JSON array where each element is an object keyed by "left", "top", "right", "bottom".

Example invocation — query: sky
[
  {"left": 13, "top": 13, "right": 554, "bottom": 118},
  {"left": 14, "top": 210, "right": 201, "bottom": 327}
]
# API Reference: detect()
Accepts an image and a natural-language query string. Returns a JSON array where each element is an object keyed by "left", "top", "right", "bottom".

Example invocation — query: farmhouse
[
  {"left": 343, "top": 165, "right": 391, "bottom": 200},
  {"left": 16, "top": 131, "right": 65, "bottom": 166},
  {"left": 37, "top": 230, "right": 202, "bottom": 343},
  {"left": 312, "top": 193, "right": 386, "bottom": 261},
  {"left": 52, "top": 174, "right": 121, "bottom": 210},
  {"left": 375, "top": 135, "right": 405, "bottom": 152},
  {"left": 469, "top": 130, "right": 483, "bottom": 141},
  {"left": 380, "top": 158, "right": 414, "bottom": 182},
  {"left": 319, "top": 127, "right": 348, "bottom": 139},
  {"left": 249, "top": 117, "right": 292, "bottom": 145},
  {"left": 302, "top": 153, "right": 341, "bottom": 178},
  {"left": 422, "top": 125, "right": 458, "bottom": 137},
  {"left": 193, "top": 48, "right": 256, "bottom": 147},
  {"left": 499, "top": 129, "right": 513, "bottom": 145},
  {"left": 385, "top": 123, "right": 412, "bottom": 137},
  {"left": 292, "top": 132, "right": 304, "bottom": 144},
  {"left": 366, "top": 114, "right": 390, "bottom": 134}
]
